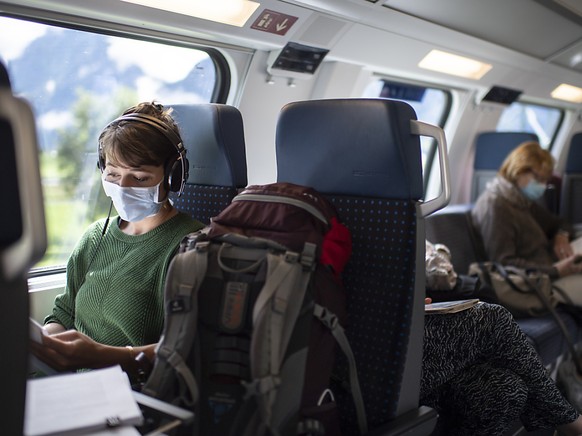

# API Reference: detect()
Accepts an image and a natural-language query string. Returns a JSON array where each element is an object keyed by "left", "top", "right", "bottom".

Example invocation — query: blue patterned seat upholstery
[
  {"left": 169, "top": 104, "right": 247, "bottom": 224},
  {"left": 276, "top": 99, "right": 437, "bottom": 435}
]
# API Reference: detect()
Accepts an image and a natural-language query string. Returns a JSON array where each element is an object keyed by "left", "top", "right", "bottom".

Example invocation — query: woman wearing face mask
[
  {"left": 472, "top": 141, "right": 582, "bottom": 304},
  {"left": 31, "top": 102, "right": 204, "bottom": 380}
]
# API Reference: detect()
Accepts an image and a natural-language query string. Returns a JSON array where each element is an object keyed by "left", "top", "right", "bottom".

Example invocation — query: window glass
[
  {"left": 497, "top": 102, "right": 563, "bottom": 149},
  {"left": 363, "top": 79, "right": 451, "bottom": 195},
  {"left": 0, "top": 16, "right": 219, "bottom": 270}
]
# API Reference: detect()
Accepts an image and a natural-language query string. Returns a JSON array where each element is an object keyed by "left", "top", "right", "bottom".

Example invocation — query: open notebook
[
  {"left": 425, "top": 299, "right": 480, "bottom": 315},
  {"left": 25, "top": 366, "right": 143, "bottom": 436}
]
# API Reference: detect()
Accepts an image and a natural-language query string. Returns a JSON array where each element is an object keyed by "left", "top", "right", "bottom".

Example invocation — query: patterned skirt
[{"left": 421, "top": 302, "right": 578, "bottom": 435}]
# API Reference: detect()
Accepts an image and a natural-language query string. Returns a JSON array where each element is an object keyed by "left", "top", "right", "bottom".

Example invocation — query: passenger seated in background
[
  {"left": 423, "top": 240, "right": 582, "bottom": 435},
  {"left": 30, "top": 102, "right": 203, "bottom": 380},
  {"left": 472, "top": 141, "right": 582, "bottom": 305}
]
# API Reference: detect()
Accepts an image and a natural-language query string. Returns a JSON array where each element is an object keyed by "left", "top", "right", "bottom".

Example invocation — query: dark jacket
[{"left": 471, "top": 176, "right": 571, "bottom": 279}]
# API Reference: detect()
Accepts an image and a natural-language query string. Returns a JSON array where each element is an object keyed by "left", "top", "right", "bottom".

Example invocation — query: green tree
[{"left": 55, "top": 88, "right": 137, "bottom": 222}]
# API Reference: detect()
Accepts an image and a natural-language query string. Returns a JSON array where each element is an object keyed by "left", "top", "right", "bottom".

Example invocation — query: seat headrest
[
  {"left": 276, "top": 99, "right": 423, "bottom": 199},
  {"left": 565, "top": 133, "right": 582, "bottom": 173},
  {"left": 473, "top": 131, "right": 538, "bottom": 170},
  {"left": 170, "top": 104, "right": 247, "bottom": 187}
]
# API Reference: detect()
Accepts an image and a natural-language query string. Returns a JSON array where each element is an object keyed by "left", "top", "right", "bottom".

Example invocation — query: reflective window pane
[{"left": 0, "top": 16, "right": 220, "bottom": 270}]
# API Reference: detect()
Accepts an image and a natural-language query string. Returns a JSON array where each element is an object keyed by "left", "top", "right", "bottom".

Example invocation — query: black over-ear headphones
[{"left": 97, "top": 113, "right": 189, "bottom": 195}]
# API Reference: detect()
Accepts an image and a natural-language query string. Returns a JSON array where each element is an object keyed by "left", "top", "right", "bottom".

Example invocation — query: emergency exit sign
[{"left": 251, "top": 10, "right": 298, "bottom": 36}]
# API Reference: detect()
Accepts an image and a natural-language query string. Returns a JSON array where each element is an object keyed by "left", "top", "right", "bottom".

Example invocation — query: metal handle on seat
[{"left": 410, "top": 120, "right": 451, "bottom": 217}]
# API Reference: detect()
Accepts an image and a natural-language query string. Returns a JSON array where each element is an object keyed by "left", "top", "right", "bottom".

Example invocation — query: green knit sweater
[{"left": 45, "top": 212, "right": 203, "bottom": 347}]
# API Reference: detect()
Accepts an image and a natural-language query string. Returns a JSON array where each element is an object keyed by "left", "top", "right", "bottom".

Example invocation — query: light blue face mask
[
  {"left": 521, "top": 179, "right": 546, "bottom": 201},
  {"left": 101, "top": 179, "right": 164, "bottom": 222}
]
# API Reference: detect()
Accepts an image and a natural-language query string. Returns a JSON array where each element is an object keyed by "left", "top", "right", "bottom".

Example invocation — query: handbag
[
  {"left": 425, "top": 241, "right": 457, "bottom": 291},
  {"left": 469, "top": 262, "right": 582, "bottom": 409},
  {"left": 556, "top": 347, "right": 582, "bottom": 412},
  {"left": 467, "top": 262, "right": 557, "bottom": 318}
]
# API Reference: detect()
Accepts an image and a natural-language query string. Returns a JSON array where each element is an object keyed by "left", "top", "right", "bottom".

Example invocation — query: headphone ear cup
[
  {"left": 97, "top": 155, "right": 105, "bottom": 172},
  {"left": 167, "top": 157, "right": 187, "bottom": 192}
]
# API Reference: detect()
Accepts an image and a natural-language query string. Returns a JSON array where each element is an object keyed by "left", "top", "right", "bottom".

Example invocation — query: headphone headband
[
  {"left": 112, "top": 113, "right": 184, "bottom": 153},
  {"left": 98, "top": 112, "right": 188, "bottom": 195}
]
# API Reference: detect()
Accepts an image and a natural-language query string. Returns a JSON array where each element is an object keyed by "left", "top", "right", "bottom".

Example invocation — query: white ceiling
[{"left": 289, "top": 0, "right": 582, "bottom": 73}]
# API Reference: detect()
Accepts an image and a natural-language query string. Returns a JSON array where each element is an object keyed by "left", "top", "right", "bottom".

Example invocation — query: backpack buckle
[
  {"left": 300, "top": 242, "right": 317, "bottom": 270},
  {"left": 242, "top": 375, "right": 281, "bottom": 400},
  {"left": 314, "top": 304, "right": 339, "bottom": 330}
]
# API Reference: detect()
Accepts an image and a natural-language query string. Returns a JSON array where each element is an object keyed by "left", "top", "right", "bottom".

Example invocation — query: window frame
[
  {"left": 496, "top": 99, "right": 565, "bottom": 150},
  {"left": 0, "top": 13, "right": 232, "bottom": 277}
]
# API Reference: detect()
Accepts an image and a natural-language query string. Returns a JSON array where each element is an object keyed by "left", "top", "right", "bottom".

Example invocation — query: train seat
[
  {"left": 471, "top": 131, "right": 539, "bottom": 202},
  {"left": 276, "top": 98, "right": 452, "bottom": 435},
  {"left": 1, "top": 60, "right": 47, "bottom": 435},
  {"left": 169, "top": 104, "right": 248, "bottom": 224},
  {"left": 560, "top": 132, "right": 582, "bottom": 229},
  {"left": 426, "top": 204, "right": 582, "bottom": 367}
]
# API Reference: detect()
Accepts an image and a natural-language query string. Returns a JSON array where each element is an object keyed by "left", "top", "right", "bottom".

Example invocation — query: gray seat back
[
  {"left": 0, "top": 61, "right": 47, "bottom": 435},
  {"left": 560, "top": 133, "right": 582, "bottom": 226},
  {"left": 471, "top": 131, "right": 538, "bottom": 202}
]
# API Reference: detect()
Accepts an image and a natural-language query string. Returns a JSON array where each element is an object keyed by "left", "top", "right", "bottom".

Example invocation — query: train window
[
  {"left": 496, "top": 102, "right": 564, "bottom": 149},
  {"left": 0, "top": 16, "right": 223, "bottom": 272},
  {"left": 362, "top": 79, "right": 451, "bottom": 192}
]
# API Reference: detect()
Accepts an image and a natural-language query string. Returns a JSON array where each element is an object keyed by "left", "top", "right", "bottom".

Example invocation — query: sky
[
  {"left": 0, "top": 15, "right": 213, "bottom": 130},
  {"left": 0, "top": 16, "right": 208, "bottom": 84}
]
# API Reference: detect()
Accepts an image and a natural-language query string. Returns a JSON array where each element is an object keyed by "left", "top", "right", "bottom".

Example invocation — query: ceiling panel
[{"left": 382, "top": 0, "right": 581, "bottom": 60}]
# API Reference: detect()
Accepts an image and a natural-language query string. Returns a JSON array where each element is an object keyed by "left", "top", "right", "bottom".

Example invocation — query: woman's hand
[
  {"left": 30, "top": 330, "right": 114, "bottom": 372},
  {"left": 554, "top": 232, "right": 573, "bottom": 260},
  {"left": 554, "top": 254, "right": 582, "bottom": 278}
]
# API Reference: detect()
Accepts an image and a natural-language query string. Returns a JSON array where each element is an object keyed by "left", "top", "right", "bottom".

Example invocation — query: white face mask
[
  {"left": 520, "top": 179, "right": 546, "bottom": 201},
  {"left": 101, "top": 179, "right": 164, "bottom": 222}
]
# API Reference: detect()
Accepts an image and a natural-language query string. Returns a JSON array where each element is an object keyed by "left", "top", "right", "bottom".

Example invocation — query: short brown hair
[
  {"left": 98, "top": 101, "right": 181, "bottom": 170},
  {"left": 498, "top": 141, "right": 554, "bottom": 184}
]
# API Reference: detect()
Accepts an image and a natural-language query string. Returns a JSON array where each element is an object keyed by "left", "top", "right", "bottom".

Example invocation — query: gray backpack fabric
[{"left": 142, "top": 183, "right": 366, "bottom": 436}]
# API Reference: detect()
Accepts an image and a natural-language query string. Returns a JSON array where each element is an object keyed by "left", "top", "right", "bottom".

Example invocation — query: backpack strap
[
  {"left": 314, "top": 304, "right": 368, "bottom": 436},
  {"left": 141, "top": 240, "right": 209, "bottom": 406},
  {"left": 244, "top": 243, "right": 316, "bottom": 433}
]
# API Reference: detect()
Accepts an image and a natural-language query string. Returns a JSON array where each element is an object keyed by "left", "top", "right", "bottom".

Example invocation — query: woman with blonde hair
[{"left": 472, "top": 141, "right": 582, "bottom": 304}]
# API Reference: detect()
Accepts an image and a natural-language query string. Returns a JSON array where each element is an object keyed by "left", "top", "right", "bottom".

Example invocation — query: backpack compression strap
[
  {"left": 142, "top": 241, "right": 209, "bottom": 406},
  {"left": 245, "top": 243, "right": 316, "bottom": 432},
  {"left": 314, "top": 304, "right": 368, "bottom": 435}
]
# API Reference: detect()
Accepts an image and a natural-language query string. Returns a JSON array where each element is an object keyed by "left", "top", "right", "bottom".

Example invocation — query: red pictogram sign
[{"left": 251, "top": 9, "right": 298, "bottom": 36}]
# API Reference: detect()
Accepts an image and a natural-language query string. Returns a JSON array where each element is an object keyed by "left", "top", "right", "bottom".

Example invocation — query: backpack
[{"left": 141, "top": 182, "right": 367, "bottom": 436}]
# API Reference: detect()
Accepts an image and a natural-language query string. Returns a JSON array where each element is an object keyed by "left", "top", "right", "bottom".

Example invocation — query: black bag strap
[
  {"left": 314, "top": 304, "right": 367, "bottom": 435},
  {"left": 489, "top": 262, "right": 534, "bottom": 295},
  {"left": 496, "top": 264, "right": 582, "bottom": 375}
]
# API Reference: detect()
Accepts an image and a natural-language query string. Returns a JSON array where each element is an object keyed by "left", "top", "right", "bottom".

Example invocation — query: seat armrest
[{"left": 367, "top": 406, "right": 438, "bottom": 436}]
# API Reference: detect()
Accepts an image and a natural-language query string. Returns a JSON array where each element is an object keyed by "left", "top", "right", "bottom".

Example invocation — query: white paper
[
  {"left": 425, "top": 299, "right": 480, "bottom": 314},
  {"left": 29, "top": 318, "right": 47, "bottom": 344},
  {"left": 571, "top": 236, "right": 582, "bottom": 255},
  {"left": 25, "top": 366, "right": 143, "bottom": 436}
]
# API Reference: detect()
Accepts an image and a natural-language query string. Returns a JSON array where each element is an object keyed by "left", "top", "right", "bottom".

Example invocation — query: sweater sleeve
[{"left": 44, "top": 221, "right": 105, "bottom": 329}]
